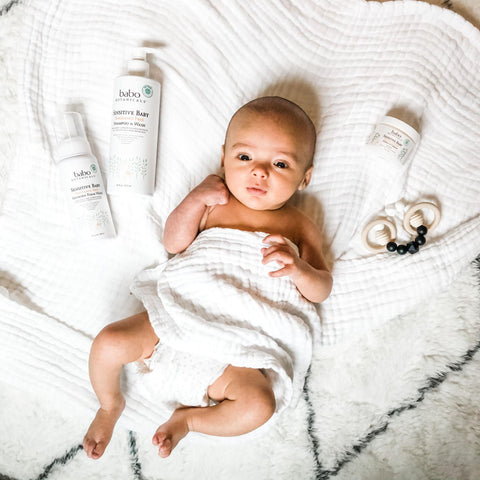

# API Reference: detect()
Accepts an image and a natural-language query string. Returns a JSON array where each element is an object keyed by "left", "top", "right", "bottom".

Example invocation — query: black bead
[
  {"left": 386, "top": 241, "right": 397, "bottom": 252},
  {"left": 417, "top": 225, "right": 427, "bottom": 235},
  {"left": 415, "top": 234, "right": 426, "bottom": 246},
  {"left": 407, "top": 241, "right": 420, "bottom": 254},
  {"left": 397, "top": 244, "right": 408, "bottom": 255}
]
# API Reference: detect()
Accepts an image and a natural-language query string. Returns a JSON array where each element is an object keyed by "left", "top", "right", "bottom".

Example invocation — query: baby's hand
[
  {"left": 192, "top": 174, "right": 229, "bottom": 207},
  {"left": 261, "top": 234, "right": 303, "bottom": 279}
]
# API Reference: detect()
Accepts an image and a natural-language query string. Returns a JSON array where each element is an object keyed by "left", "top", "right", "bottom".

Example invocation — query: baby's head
[{"left": 222, "top": 96, "right": 316, "bottom": 211}]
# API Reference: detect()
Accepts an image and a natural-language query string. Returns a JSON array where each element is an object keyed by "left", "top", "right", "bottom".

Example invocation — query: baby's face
[{"left": 222, "top": 111, "right": 313, "bottom": 211}]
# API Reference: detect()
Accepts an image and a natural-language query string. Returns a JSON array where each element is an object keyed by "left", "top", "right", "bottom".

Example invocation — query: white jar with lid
[{"left": 366, "top": 115, "right": 420, "bottom": 164}]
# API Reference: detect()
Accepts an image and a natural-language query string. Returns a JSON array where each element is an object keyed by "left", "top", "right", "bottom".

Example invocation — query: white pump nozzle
[
  {"left": 127, "top": 47, "right": 159, "bottom": 76},
  {"left": 53, "top": 112, "right": 92, "bottom": 163}
]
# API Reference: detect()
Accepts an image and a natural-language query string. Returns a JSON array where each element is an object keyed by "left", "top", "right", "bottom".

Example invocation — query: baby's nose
[{"left": 251, "top": 165, "right": 268, "bottom": 178}]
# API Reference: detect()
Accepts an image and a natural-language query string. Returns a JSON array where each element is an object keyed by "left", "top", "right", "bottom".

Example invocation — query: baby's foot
[
  {"left": 83, "top": 399, "right": 125, "bottom": 459},
  {"left": 152, "top": 407, "right": 191, "bottom": 458}
]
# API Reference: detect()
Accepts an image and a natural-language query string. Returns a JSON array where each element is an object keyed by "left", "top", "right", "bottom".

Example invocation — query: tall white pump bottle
[
  {"left": 54, "top": 112, "right": 116, "bottom": 240},
  {"left": 107, "top": 47, "right": 161, "bottom": 195}
]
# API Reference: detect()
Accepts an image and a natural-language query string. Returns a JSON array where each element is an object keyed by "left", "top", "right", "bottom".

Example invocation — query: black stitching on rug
[
  {"left": 128, "top": 431, "right": 149, "bottom": 480},
  {"left": 30, "top": 444, "right": 83, "bottom": 480},
  {"left": 0, "top": 0, "right": 21, "bottom": 16},
  {"left": 0, "top": 474, "right": 20, "bottom": 480},
  {"left": 319, "top": 337, "right": 480, "bottom": 478},
  {"left": 312, "top": 257, "right": 480, "bottom": 478},
  {"left": 303, "top": 366, "right": 326, "bottom": 480}
]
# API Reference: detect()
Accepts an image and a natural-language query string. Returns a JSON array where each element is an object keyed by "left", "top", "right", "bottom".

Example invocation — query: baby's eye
[
  {"left": 239, "top": 154, "right": 251, "bottom": 161},
  {"left": 274, "top": 161, "right": 288, "bottom": 169}
]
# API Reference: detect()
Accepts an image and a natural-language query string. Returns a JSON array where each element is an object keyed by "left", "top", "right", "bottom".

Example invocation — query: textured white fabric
[
  {"left": 131, "top": 228, "right": 318, "bottom": 414},
  {"left": 0, "top": 0, "right": 480, "bottom": 435},
  {"left": 0, "top": 289, "right": 171, "bottom": 433}
]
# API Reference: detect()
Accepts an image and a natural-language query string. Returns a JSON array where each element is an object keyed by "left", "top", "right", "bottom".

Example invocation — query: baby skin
[
  {"left": 83, "top": 312, "right": 278, "bottom": 459},
  {"left": 83, "top": 96, "right": 333, "bottom": 459}
]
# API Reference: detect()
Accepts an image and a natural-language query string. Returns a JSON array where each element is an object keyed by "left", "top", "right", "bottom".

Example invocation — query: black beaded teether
[
  {"left": 361, "top": 202, "right": 440, "bottom": 255},
  {"left": 386, "top": 225, "right": 428, "bottom": 255}
]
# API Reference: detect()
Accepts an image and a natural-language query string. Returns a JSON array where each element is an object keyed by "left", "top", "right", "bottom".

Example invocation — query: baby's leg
[
  {"left": 153, "top": 365, "right": 275, "bottom": 457},
  {"left": 83, "top": 311, "right": 158, "bottom": 459}
]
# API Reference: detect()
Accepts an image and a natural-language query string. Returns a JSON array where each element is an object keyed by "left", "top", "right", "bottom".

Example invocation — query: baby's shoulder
[
  {"left": 280, "top": 205, "right": 319, "bottom": 241},
  {"left": 282, "top": 205, "right": 314, "bottom": 227}
]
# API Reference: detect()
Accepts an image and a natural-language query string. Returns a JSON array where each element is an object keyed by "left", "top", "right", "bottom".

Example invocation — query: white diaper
[{"left": 137, "top": 342, "right": 229, "bottom": 412}]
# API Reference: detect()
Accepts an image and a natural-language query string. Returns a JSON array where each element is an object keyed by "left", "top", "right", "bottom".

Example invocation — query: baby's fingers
[
  {"left": 268, "top": 265, "right": 293, "bottom": 277},
  {"left": 262, "top": 234, "right": 287, "bottom": 246},
  {"left": 262, "top": 249, "right": 293, "bottom": 266},
  {"left": 261, "top": 245, "right": 284, "bottom": 258},
  {"left": 217, "top": 189, "right": 230, "bottom": 205}
]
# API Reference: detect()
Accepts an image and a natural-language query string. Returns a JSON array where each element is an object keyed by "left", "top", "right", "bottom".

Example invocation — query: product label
[
  {"left": 367, "top": 123, "right": 416, "bottom": 163},
  {"left": 60, "top": 156, "right": 115, "bottom": 239},
  {"left": 108, "top": 76, "right": 161, "bottom": 194}
]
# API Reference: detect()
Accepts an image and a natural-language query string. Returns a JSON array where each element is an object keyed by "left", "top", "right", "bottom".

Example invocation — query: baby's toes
[
  {"left": 91, "top": 441, "right": 108, "bottom": 459},
  {"left": 152, "top": 430, "right": 173, "bottom": 457},
  {"left": 158, "top": 438, "right": 172, "bottom": 458},
  {"left": 152, "top": 430, "right": 167, "bottom": 447},
  {"left": 83, "top": 437, "right": 106, "bottom": 459},
  {"left": 83, "top": 436, "right": 96, "bottom": 457}
]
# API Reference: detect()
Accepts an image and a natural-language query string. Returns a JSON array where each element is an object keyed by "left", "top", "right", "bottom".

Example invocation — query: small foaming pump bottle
[{"left": 54, "top": 111, "right": 116, "bottom": 240}]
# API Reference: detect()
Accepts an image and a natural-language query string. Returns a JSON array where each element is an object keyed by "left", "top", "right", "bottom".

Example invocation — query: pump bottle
[
  {"left": 107, "top": 47, "right": 161, "bottom": 195},
  {"left": 54, "top": 112, "right": 116, "bottom": 240}
]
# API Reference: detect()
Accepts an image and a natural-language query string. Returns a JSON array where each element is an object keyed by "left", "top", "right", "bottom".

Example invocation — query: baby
[{"left": 83, "top": 96, "right": 333, "bottom": 459}]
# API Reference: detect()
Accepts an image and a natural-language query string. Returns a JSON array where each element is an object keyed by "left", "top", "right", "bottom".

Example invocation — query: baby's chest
[{"left": 205, "top": 203, "right": 301, "bottom": 244}]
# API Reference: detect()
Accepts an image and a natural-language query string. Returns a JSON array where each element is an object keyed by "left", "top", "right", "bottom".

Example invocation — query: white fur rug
[
  {"left": 1, "top": 1, "right": 480, "bottom": 479},
  {"left": 1, "top": 262, "right": 479, "bottom": 479}
]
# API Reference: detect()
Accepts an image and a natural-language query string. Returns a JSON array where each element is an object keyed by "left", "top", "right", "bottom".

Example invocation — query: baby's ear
[
  {"left": 297, "top": 166, "right": 313, "bottom": 191},
  {"left": 221, "top": 145, "right": 225, "bottom": 167}
]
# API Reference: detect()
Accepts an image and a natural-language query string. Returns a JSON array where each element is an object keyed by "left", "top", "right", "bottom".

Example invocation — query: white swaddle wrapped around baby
[{"left": 130, "top": 227, "right": 319, "bottom": 414}]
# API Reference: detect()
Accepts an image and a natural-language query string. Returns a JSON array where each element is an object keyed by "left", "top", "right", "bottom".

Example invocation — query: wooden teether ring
[
  {"left": 403, "top": 202, "right": 441, "bottom": 236},
  {"left": 361, "top": 219, "right": 397, "bottom": 253}
]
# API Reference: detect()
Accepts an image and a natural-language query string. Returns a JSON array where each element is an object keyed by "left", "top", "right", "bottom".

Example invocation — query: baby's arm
[
  {"left": 261, "top": 218, "right": 332, "bottom": 303},
  {"left": 163, "top": 175, "right": 229, "bottom": 254}
]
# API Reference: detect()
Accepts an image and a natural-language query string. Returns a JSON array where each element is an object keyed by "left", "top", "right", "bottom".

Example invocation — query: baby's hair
[{"left": 228, "top": 96, "right": 316, "bottom": 168}]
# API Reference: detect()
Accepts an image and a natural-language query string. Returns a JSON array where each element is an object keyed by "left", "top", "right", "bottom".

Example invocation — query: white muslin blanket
[
  {"left": 131, "top": 227, "right": 318, "bottom": 414},
  {"left": 1, "top": 0, "right": 480, "bottom": 433}
]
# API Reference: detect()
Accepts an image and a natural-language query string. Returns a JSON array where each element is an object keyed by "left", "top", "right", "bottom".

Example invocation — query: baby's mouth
[{"left": 246, "top": 186, "right": 267, "bottom": 196}]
